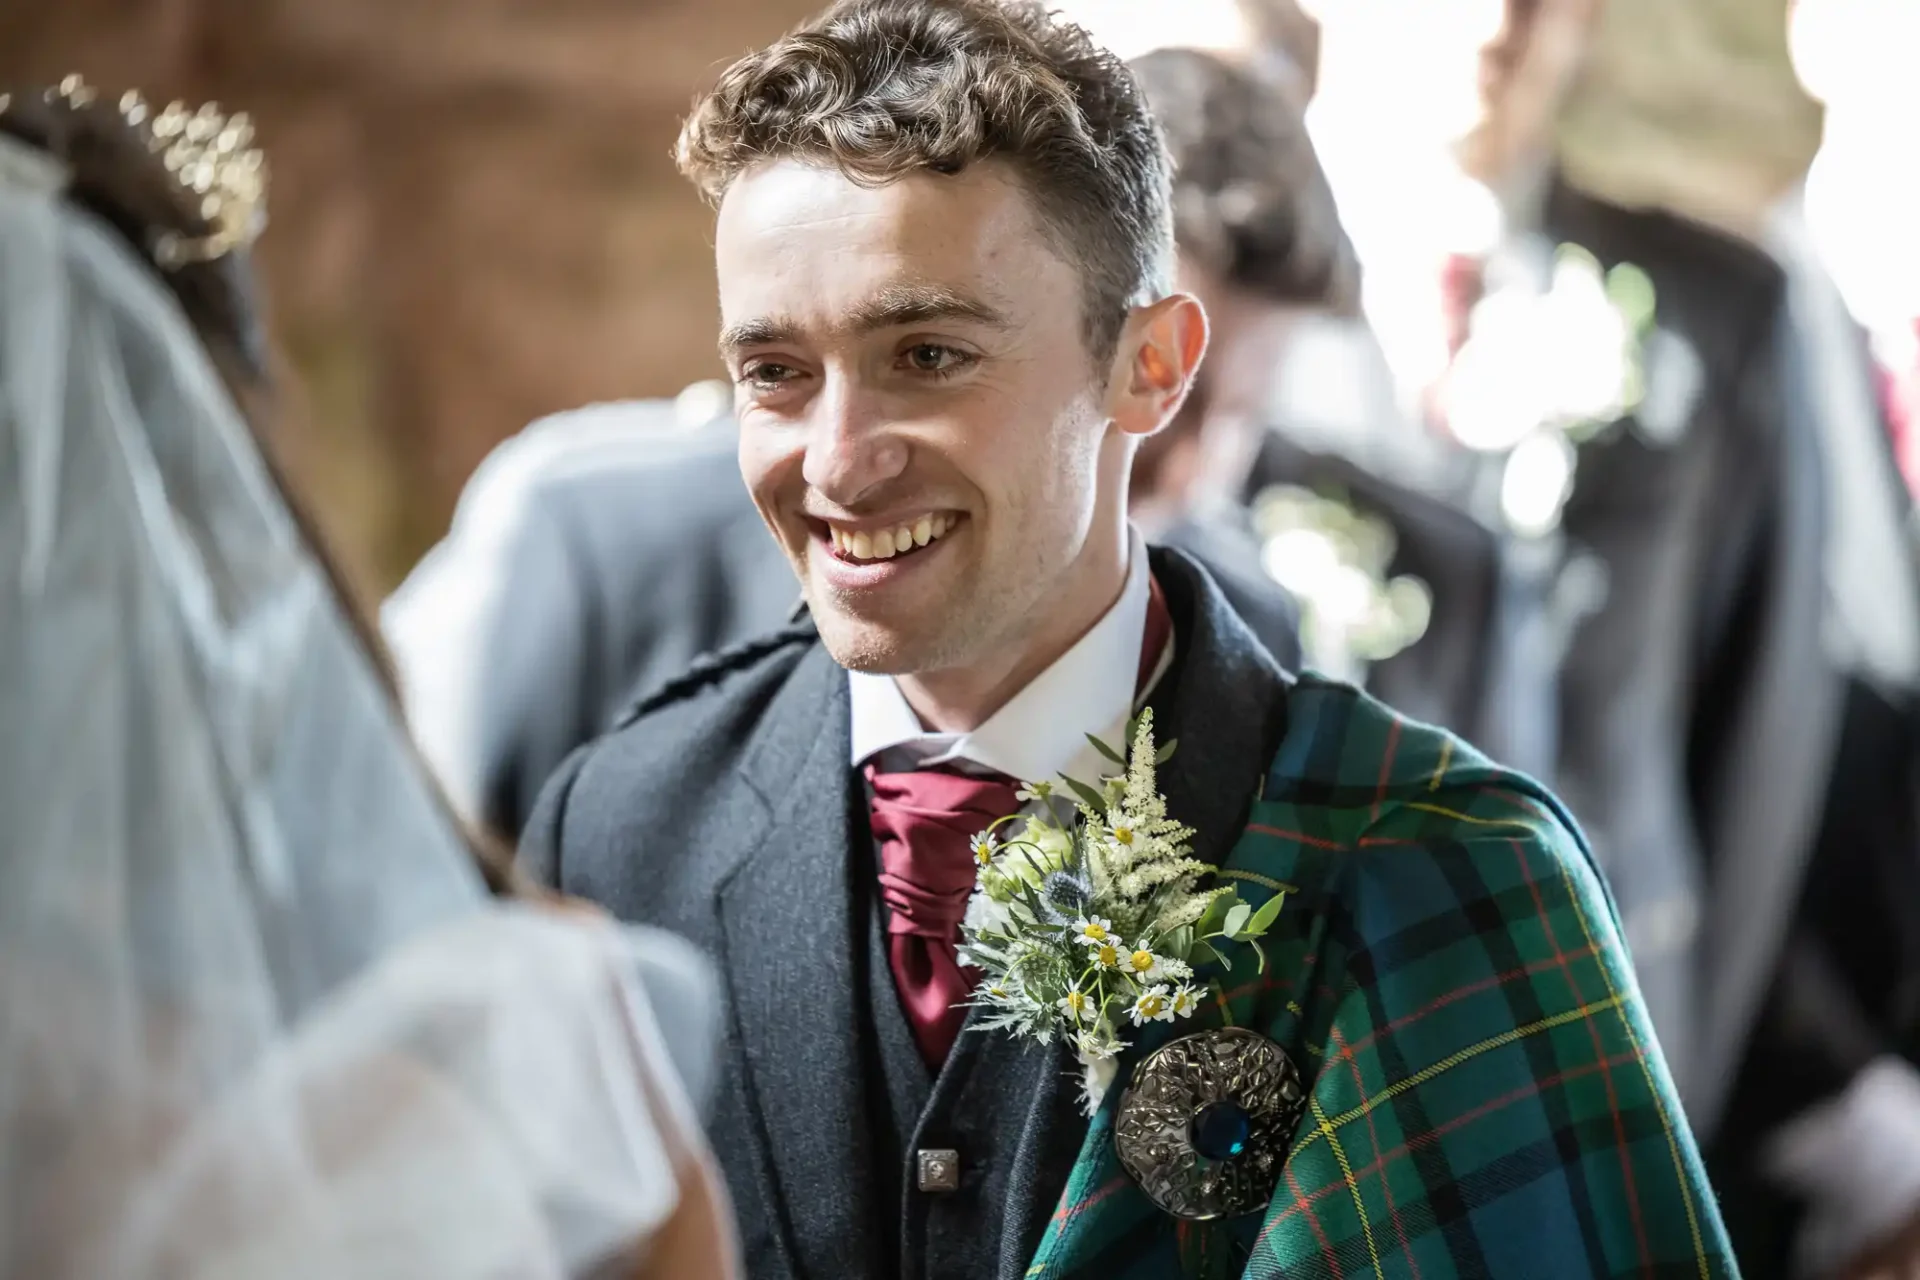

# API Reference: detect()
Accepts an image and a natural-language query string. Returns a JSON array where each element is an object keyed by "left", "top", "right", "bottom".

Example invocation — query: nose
[{"left": 801, "top": 377, "right": 909, "bottom": 507}]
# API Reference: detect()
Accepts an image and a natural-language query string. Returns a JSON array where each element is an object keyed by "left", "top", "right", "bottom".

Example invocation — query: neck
[{"left": 896, "top": 508, "right": 1132, "bottom": 734}]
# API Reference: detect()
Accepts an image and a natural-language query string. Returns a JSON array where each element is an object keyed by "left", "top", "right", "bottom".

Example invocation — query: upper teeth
[{"left": 830, "top": 513, "right": 955, "bottom": 561}]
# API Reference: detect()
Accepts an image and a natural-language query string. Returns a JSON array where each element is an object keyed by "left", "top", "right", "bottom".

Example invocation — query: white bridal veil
[{"left": 0, "top": 130, "right": 735, "bottom": 1278}]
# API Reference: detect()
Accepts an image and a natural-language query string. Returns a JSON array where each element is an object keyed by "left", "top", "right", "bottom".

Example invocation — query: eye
[
  {"left": 900, "top": 343, "right": 977, "bottom": 378},
  {"left": 738, "top": 360, "right": 802, "bottom": 392}
]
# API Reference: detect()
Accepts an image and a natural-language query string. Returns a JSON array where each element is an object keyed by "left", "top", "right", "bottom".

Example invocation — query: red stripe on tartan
[
  {"left": 1050, "top": 1174, "right": 1131, "bottom": 1226},
  {"left": 1304, "top": 950, "right": 1598, "bottom": 1065},
  {"left": 1259, "top": 1051, "right": 1643, "bottom": 1247},
  {"left": 1371, "top": 718, "right": 1403, "bottom": 823},
  {"left": 1329, "top": 1023, "right": 1424, "bottom": 1280},
  {"left": 1220, "top": 944, "right": 1322, "bottom": 1005},
  {"left": 1510, "top": 837, "right": 1653, "bottom": 1279},
  {"left": 1246, "top": 823, "right": 1348, "bottom": 851},
  {"left": 1286, "top": 1157, "right": 1345, "bottom": 1278}
]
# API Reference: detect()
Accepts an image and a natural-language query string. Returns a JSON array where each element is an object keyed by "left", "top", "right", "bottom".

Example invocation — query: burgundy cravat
[
  {"left": 866, "top": 765, "right": 1024, "bottom": 1068},
  {"left": 865, "top": 574, "right": 1175, "bottom": 1069}
]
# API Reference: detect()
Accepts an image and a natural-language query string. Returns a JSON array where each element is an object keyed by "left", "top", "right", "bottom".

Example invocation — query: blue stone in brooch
[{"left": 1113, "top": 1027, "right": 1306, "bottom": 1220}]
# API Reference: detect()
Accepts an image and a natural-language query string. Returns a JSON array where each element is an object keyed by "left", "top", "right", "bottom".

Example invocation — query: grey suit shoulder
[
  {"left": 520, "top": 617, "right": 827, "bottom": 895},
  {"left": 613, "top": 618, "right": 821, "bottom": 730}
]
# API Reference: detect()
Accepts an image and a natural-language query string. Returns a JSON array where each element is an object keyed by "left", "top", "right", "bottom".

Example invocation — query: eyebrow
[{"left": 717, "top": 283, "right": 1014, "bottom": 358}]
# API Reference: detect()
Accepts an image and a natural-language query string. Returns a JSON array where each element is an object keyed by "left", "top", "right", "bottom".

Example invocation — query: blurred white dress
[{"left": 0, "top": 132, "right": 737, "bottom": 1279}]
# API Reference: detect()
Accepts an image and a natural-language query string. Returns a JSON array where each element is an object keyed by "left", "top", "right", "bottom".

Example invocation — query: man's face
[{"left": 715, "top": 160, "right": 1121, "bottom": 676}]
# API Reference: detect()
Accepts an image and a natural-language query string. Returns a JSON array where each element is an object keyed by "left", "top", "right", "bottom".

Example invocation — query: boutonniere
[
  {"left": 1440, "top": 243, "right": 1660, "bottom": 536},
  {"left": 957, "top": 708, "right": 1286, "bottom": 1114}
]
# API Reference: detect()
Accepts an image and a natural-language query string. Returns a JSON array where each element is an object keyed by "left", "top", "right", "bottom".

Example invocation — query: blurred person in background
[
  {"left": 1738, "top": 2, "right": 1920, "bottom": 1275},
  {"left": 1787, "top": 0, "right": 1920, "bottom": 497},
  {"left": 382, "top": 398, "right": 804, "bottom": 838},
  {"left": 1304, "top": 0, "right": 1920, "bottom": 1273},
  {"left": 0, "top": 79, "right": 738, "bottom": 1279},
  {"left": 1127, "top": 38, "right": 1571, "bottom": 784}
]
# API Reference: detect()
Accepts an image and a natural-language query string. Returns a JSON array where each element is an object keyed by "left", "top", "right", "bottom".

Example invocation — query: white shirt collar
[{"left": 849, "top": 526, "right": 1153, "bottom": 787}]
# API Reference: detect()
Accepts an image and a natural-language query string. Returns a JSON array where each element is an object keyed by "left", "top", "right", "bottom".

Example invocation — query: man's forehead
[
  {"left": 714, "top": 160, "right": 1075, "bottom": 348},
  {"left": 717, "top": 156, "right": 1043, "bottom": 245}
]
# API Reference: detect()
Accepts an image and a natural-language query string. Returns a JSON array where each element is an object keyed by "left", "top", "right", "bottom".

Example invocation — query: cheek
[
  {"left": 738, "top": 424, "right": 804, "bottom": 523},
  {"left": 972, "top": 403, "right": 1105, "bottom": 540}
]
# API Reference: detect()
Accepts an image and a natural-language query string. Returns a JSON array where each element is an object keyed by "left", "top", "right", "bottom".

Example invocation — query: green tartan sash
[{"left": 1025, "top": 676, "right": 1737, "bottom": 1279}]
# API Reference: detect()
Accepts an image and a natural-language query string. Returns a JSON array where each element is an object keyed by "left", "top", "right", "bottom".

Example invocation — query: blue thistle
[{"left": 1037, "top": 869, "right": 1093, "bottom": 925}]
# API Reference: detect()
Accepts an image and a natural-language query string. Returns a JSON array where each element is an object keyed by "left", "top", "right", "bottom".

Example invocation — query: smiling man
[{"left": 521, "top": 2, "right": 1733, "bottom": 1277}]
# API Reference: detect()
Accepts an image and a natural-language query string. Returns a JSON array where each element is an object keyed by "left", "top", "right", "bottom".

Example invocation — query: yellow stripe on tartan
[
  {"left": 1405, "top": 801, "right": 1540, "bottom": 831},
  {"left": 1287, "top": 996, "right": 1625, "bottom": 1159},
  {"left": 1312, "top": 1095, "right": 1383, "bottom": 1275},
  {"left": 1562, "top": 876, "right": 1712, "bottom": 1279},
  {"left": 1428, "top": 738, "right": 1453, "bottom": 791},
  {"left": 1219, "top": 868, "right": 1298, "bottom": 894}
]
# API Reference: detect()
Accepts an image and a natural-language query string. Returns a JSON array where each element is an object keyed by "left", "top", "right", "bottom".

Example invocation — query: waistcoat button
[{"left": 916, "top": 1148, "right": 961, "bottom": 1193}]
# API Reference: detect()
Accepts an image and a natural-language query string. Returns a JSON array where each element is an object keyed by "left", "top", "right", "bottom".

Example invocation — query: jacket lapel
[
  {"left": 717, "top": 645, "right": 879, "bottom": 1279},
  {"left": 1146, "top": 547, "right": 1294, "bottom": 877}
]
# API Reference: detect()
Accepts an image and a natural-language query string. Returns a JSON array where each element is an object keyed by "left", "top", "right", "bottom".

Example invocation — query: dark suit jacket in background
[
  {"left": 1543, "top": 179, "right": 1920, "bottom": 1274},
  {"left": 384, "top": 401, "right": 1300, "bottom": 840},
  {"left": 1541, "top": 181, "right": 1840, "bottom": 1130}
]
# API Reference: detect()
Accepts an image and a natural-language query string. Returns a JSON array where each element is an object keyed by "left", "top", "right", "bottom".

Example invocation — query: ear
[{"left": 1104, "top": 293, "right": 1209, "bottom": 439}]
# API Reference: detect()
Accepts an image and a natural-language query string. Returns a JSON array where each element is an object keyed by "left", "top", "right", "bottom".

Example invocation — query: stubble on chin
[
  {"left": 811, "top": 599, "right": 976, "bottom": 676},
  {"left": 807, "top": 570, "right": 990, "bottom": 677}
]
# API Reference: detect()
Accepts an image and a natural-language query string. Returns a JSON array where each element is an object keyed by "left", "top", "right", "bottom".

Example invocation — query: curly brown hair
[{"left": 675, "top": 0, "right": 1173, "bottom": 365}]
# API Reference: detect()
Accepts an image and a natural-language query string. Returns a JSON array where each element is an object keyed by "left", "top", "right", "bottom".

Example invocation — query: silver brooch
[{"left": 1113, "top": 1027, "right": 1306, "bottom": 1220}]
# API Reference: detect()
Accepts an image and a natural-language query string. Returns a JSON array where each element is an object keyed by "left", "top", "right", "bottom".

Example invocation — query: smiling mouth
[{"left": 821, "top": 512, "right": 959, "bottom": 564}]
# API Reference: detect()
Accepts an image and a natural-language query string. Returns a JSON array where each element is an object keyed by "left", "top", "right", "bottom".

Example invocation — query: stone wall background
[{"left": 1, "top": 0, "right": 819, "bottom": 601}]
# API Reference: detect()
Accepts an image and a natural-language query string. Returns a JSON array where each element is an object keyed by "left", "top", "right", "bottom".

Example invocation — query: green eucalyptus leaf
[
  {"left": 1085, "top": 733, "right": 1126, "bottom": 766},
  {"left": 1154, "top": 738, "right": 1179, "bottom": 765},
  {"left": 1196, "top": 939, "right": 1231, "bottom": 971},
  {"left": 1196, "top": 893, "right": 1237, "bottom": 936},
  {"left": 1161, "top": 924, "right": 1194, "bottom": 961},
  {"left": 1062, "top": 776, "right": 1108, "bottom": 814},
  {"left": 1244, "top": 889, "right": 1287, "bottom": 938},
  {"left": 1223, "top": 902, "right": 1252, "bottom": 939},
  {"left": 1251, "top": 938, "right": 1269, "bottom": 975}
]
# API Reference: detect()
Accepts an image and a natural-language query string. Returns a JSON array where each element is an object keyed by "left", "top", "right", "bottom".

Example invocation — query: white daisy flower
[
  {"left": 1124, "top": 947, "right": 1161, "bottom": 979},
  {"left": 1127, "top": 985, "right": 1175, "bottom": 1026},
  {"left": 1074, "top": 916, "right": 1118, "bottom": 948},
  {"left": 1014, "top": 780, "right": 1053, "bottom": 804},
  {"left": 1169, "top": 985, "right": 1203, "bottom": 1019},
  {"left": 1087, "top": 939, "right": 1123, "bottom": 971},
  {"left": 968, "top": 829, "right": 999, "bottom": 866},
  {"left": 1056, "top": 987, "right": 1093, "bottom": 1023}
]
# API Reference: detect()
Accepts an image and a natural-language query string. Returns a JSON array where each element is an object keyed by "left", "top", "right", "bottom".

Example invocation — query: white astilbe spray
[{"left": 957, "top": 708, "right": 1287, "bottom": 1114}]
